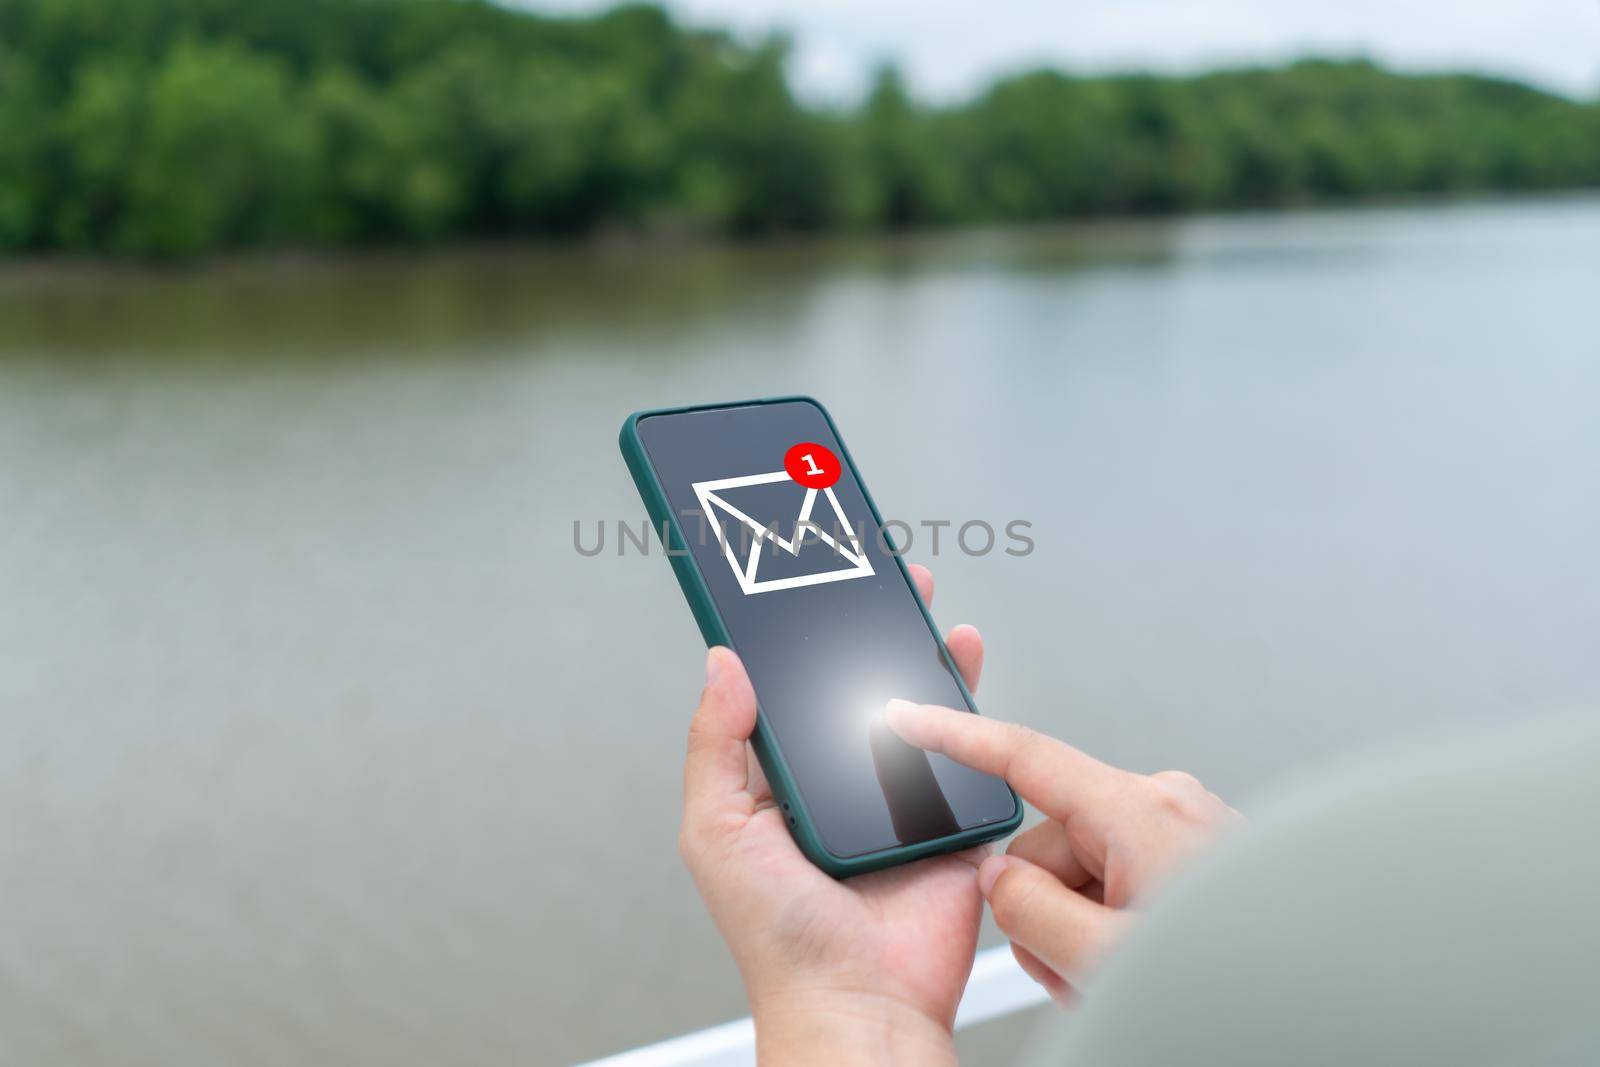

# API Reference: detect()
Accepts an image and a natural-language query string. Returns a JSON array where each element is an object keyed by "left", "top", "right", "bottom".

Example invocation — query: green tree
[
  {"left": 851, "top": 64, "right": 958, "bottom": 227},
  {"left": 116, "top": 40, "right": 316, "bottom": 256},
  {"left": 0, "top": 0, "right": 1593, "bottom": 258}
]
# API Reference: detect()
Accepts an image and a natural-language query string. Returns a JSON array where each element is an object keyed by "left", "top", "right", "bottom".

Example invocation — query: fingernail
[
  {"left": 978, "top": 855, "right": 1012, "bottom": 897},
  {"left": 883, "top": 698, "right": 918, "bottom": 728},
  {"left": 705, "top": 648, "right": 724, "bottom": 686}
]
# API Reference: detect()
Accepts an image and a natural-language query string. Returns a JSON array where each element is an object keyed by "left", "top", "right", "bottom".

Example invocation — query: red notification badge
[{"left": 784, "top": 442, "right": 842, "bottom": 489}]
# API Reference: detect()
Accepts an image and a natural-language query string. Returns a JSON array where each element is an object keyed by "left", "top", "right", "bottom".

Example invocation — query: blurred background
[{"left": 2, "top": 1, "right": 1599, "bottom": 1064}]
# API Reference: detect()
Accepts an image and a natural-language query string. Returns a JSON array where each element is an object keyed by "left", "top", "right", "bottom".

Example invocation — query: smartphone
[{"left": 620, "top": 396, "right": 1022, "bottom": 878}]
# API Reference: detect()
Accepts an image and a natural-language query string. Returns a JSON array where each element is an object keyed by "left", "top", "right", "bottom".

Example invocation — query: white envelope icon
[{"left": 691, "top": 471, "right": 875, "bottom": 595}]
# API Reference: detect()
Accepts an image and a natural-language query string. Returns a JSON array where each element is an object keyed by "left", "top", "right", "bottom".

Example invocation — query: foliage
[{"left": 0, "top": 0, "right": 1595, "bottom": 256}]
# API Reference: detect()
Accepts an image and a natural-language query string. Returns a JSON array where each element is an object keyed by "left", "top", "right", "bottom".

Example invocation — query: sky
[{"left": 534, "top": 0, "right": 1600, "bottom": 102}]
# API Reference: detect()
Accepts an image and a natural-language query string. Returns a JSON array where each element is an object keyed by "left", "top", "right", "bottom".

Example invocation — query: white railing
[{"left": 577, "top": 945, "right": 1049, "bottom": 1067}]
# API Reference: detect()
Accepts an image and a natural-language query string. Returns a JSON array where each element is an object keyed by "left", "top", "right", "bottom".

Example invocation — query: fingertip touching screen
[{"left": 637, "top": 400, "right": 1017, "bottom": 859}]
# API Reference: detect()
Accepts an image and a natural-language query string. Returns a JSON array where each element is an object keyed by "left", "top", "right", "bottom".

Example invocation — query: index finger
[{"left": 883, "top": 700, "right": 1122, "bottom": 821}]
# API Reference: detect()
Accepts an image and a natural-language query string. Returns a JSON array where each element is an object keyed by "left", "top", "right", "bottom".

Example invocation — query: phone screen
[{"left": 637, "top": 399, "right": 1018, "bottom": 859}]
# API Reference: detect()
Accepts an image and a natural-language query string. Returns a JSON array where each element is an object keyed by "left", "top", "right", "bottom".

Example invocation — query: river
[{"left": 2, "top": 196, "right": 1598, "bottom": 1064}]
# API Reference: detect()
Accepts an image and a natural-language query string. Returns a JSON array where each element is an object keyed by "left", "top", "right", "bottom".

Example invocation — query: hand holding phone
[
  {"left": 678, "top": 568, "right": 987, "bottom": 1067},
  {"left": 634, "top": 402, "right": 1241, "bottom": 1046}
]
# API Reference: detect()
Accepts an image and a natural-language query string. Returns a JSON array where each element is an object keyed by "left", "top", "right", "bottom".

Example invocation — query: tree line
[{"left": 1, "top": 0, "right": 1596, "bottom": 257}]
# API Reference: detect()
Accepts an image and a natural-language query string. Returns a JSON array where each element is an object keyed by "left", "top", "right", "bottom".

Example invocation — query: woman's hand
[
  {"left": 885, "top": 700, "right": 1242, "bottom": 1005},
  {"left": 678, "top": 566, "right": 985, "bottom": 1067}
]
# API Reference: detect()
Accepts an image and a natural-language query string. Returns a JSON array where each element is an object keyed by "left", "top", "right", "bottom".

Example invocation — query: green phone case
[{"left": 619, "top": 395, "right": 1022, "bottom": 878}]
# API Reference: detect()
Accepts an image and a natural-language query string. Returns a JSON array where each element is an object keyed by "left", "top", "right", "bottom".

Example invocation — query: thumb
[
  {"left": 979, "top": 854, "right": 1129, "bottom": 987},
  {"left": 683, "top": 647, "right": 758, "bottom": 832}
]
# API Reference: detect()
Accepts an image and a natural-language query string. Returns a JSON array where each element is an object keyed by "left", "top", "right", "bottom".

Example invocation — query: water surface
[{"left": 3, "top": 198, "right": 1598, "bottom": 1064}]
